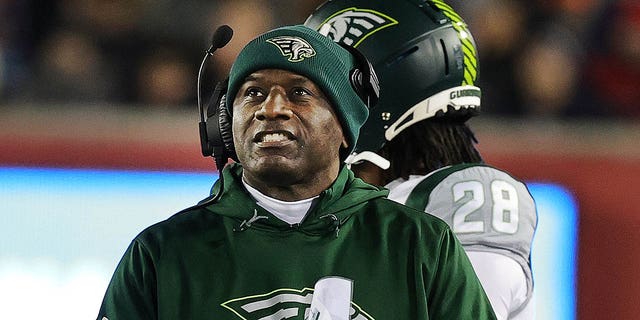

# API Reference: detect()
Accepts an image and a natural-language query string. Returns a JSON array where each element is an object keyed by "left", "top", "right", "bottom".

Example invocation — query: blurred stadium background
[{"left": 1, "top": 0, "right": 639, "bottom": 319}]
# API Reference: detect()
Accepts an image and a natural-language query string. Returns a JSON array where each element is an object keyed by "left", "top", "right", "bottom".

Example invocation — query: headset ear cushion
[
  {"left": 217, "top": 94, "right": 237, "bottom": 162},
  {"left": 337, "top": 42, "right": 380, "bottom": 108}
]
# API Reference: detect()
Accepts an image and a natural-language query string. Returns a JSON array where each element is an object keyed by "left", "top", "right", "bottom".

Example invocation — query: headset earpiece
[
  {"left": 338, "top": 42, "right": 380, "bottom": 108},
  {"left": 215, "top": 93, "right": 237, "bottom": 161},
  {"left": 201, "top": 77, "right": 237, "bottom": 165}
]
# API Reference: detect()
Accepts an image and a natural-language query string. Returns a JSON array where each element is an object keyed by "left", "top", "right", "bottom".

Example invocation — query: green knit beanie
[{"left": 226, "top": 24, "right": 369, "bottom": 155}]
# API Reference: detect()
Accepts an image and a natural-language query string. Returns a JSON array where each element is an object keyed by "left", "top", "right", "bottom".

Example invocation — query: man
[
  {"left": 97, "top": 25, "right": 496, "bottom": 319},
  {"left": 305, "top": 1, "right": 538, "bottom": 319}
]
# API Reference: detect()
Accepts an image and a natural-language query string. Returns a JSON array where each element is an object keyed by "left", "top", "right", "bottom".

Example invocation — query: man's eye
[
  {"left": 246, "top": 87, "right": 263, "bottom": 97},
  {"left": 292, "top": 88, "right": 311, "bottom": 96}
]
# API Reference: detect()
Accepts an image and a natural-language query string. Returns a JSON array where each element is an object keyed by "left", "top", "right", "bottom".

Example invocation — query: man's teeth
[{"left": 262, "top": 133, "right": 288, "bottom": 142}]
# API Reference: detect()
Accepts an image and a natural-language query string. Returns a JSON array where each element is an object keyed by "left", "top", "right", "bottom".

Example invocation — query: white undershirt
[
  {"left": 466, "top": 251, "right": 533, "bottom": 320},
  {"left": 242, "top": 180, "right": 317, "bottom": 225}
]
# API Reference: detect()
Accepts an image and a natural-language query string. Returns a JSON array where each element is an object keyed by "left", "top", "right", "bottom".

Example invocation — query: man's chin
[{"left": 246, "top": 157, "right": 301, "bottom": 181}]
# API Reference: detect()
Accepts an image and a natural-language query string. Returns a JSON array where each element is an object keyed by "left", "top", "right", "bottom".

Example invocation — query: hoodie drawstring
[
  {"left": 319, "top": 213, "right": 341, "bottom": 238},
  {"left": 234, "top": 210, "right": 342, "bottom": 238},
  {"left": 235, "top": 209, "right": 269, "bottom": 232}
]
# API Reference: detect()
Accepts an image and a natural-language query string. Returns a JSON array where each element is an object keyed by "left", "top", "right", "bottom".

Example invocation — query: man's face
[{"left": 232, "top": 69, "right": 347, "bottom": 194}]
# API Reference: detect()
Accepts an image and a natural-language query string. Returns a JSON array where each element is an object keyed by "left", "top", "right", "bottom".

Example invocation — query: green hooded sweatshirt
[{"left": 98, "top": 163, "right": 496, "bottom": 320}]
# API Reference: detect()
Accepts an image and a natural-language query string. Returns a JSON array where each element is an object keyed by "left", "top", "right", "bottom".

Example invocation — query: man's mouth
[
  {"left": 262, "top": 133, "right": 288, "bottom": 142},
  {"left": 254, "top": 131, "right": 296, "bottom": 144}
]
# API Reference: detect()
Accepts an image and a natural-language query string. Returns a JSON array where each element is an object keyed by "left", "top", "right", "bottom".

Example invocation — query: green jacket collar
[{"left": 206, "top": 163, "right": 388, "bottom": 236}]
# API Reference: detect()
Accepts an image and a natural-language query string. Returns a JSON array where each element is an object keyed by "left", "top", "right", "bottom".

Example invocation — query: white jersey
[{"left": 386, "top": 163, "right": 538, "bottom": 319}]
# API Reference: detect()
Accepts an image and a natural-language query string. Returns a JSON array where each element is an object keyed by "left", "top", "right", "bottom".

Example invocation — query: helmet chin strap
[{"left": 345, "top": 151, "right": 391, "bottom": 170}]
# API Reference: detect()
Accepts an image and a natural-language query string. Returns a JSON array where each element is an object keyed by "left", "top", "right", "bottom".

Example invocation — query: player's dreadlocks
[{"left": 379, "top": 118, "right": 483, "bottom": 180}]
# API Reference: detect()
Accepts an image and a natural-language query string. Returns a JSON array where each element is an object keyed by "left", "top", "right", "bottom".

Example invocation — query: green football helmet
[{"left": 304, "top": 0, "right": 481, "bottom": 168}]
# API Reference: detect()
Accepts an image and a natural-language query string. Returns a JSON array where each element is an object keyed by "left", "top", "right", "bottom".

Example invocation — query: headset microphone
[
  {"left": 208, "top": 25, "right": 234, "bottom": 53},
  {"left": 197, "top": 25, "right": 233, "bottom": 163},
  {"left": 195, "top": 25, "right": 234, "bottom": 205}
]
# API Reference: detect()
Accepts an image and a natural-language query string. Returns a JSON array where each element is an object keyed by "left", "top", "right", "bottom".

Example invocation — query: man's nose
[{"left": 255, "top": 90, "right": 293, "bottom": 121}]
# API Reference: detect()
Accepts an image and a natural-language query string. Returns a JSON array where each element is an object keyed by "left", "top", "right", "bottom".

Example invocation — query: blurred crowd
[
  {"left": 0, "top": 0, "right": 638, "bottom": 120},
  {"left": 453, "top": 0, "right": 640, "bottom": 119}
]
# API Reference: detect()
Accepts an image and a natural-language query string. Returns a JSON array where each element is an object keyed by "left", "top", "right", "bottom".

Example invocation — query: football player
[{"left": 305, "top": 1, "right": 538, "bottom": 319}]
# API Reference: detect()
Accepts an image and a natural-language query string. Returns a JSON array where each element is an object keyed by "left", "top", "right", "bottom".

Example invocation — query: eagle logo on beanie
[
  {"left": 315, "top": 8, "right": 398, "bottom": 47},
  {"left": 266, "top": 36, "right": 316, "bottom": 62}
]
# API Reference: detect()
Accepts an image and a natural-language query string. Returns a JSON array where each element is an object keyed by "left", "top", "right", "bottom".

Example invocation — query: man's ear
[{"left": 341, "top": 139, "right": 349, "bottom": 149}]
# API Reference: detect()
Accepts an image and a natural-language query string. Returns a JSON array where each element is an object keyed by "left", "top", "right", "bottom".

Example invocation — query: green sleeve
[
  {"left": 428, "top": 228, "right": 497, "bottom": 319},
  {"left": 97, "top": 239, "right": 157, "bottom": 320}
]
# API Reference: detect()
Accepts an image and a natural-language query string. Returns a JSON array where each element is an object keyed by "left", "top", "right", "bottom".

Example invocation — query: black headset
[
  {"left": 198, "top": 26, "right": 381, "bottom": 170},
  {"left": 338, "top": 42, "right": 380, "bottom": 109}
]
